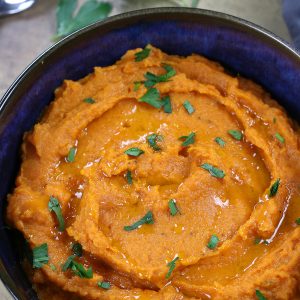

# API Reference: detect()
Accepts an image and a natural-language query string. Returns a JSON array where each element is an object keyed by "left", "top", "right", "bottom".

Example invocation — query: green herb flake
[
  {"left": 168, "top": 199, "right": 180, "bottom": 216},
  {"left": 55, "top": 0, "right": 112, "bottom": 40},
  {"left": 269, "top": 178, "right": 280, "bottom": 198},
  {"left": 125, "top": 170, "right": 133, "bottom": 185},
  {"left": 83, "top": 97, "right": 95, "bottom": 104},
  {"left": 214, "top": 137, "right": 226, "bottom": 147},
  {"left": 295, "top": 218, "right": 300, "bottom": 225},
  {"left": 49, "top": 263, "right": 57, "bottom": 271},
  {"left": 228, "top": 129, "right": 243, "bottom": 141},
  {"left": 179, "top": 132, "right": 195, "bottom": 147},
  {"left": 124, "top": 211, "right": 154, "bottom": 231},
  {"left": 124, "top": 147, "right": 144, "bottom": 157},
  {"left": 144, "top": 64, "right": 176, "bottom": 88},
  {"left": 183, "top": 100, "right": 195, "bottom": 114},
  {"left": 139, "top": 87, "right": 163, "bottom": 108},
  {"left": 254, "top": 238, "right": 262, "bottom": 245},
  {"left": 66, "top": 146, "right": 76, "bottom": 163},
  {"left": 133, "top": 81, "right": 142, "bottom": 91},
  {"left": 207, "top": 235, "right": 220, "bottom": 250},
  {"left": 48, "top": 196, "right": 65, "bottom": 231},
  {"left": 274, "top": 132, "right": 285, "bottom": 144},
  {"left": 72, "top": 242, "right": 83, "bottom": 257},
  {"left": 135, "top": 46, "right": 151, "bottom": 62},
  {"left": 147, "top": 133, "right": 163, "bottom": 151},
  {"left": 255, "top": 289, "right": 267, "bottom": 300},
  {"left": 62, "top": 255, "right": 93, "bottom": 278},
  {"left": 32, "top": 243, "right": 49, "bottom": 269},
  {"left": 162, "top": 95, "right": 172, "bottom": 113},
  {"left": 201, "top": 163, "right": 225, "bottom": 179},
  {"left": 166, "top": 256, "right": 179, "bottom": 279},
  {"left": 97, "top": 281, "right": 111, "bottom": 290}
]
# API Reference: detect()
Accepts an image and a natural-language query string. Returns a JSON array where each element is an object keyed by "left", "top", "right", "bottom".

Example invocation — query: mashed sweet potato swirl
[{"left": 7, "top": 46, "right": 300, "bottom": 300}]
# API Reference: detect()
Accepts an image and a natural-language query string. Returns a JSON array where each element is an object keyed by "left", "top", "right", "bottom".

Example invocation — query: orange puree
[{"left": 7, "top": 46, "right": 300, "bottom": 299}]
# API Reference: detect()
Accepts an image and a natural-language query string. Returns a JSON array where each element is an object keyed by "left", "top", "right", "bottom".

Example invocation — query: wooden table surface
[{"left": 0, "top": 0, "right": 291, "bottom": 299}]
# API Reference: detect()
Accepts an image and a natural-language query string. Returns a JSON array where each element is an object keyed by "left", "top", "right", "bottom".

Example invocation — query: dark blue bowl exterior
[{"left": 0, "top": 8, "right": 299, "bottom": 300}]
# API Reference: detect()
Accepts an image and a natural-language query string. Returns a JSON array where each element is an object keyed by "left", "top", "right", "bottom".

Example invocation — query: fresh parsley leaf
[
  {"left": 72, "top": 242, "right": 83, "bottom": 257},
  {"left": 255, "top": 289, "right": 267, "bottom": 300},
  {"left": 135, "top": 46, "right": 151, "bottom": 62},
  {"left": 179, "top": 132, "right": 195, "bottom": 147},
  {"left": 166, "top": 256, "right": 179, "bottom": 279},
  {"left": 295, "top": 218, "right": 300, "bottom": 225},
  {"left": 207, "top": 235, "right": 219, "bottom": 250},
  {"left": 32, "top": 243, "right": 49, "bottom": 269},
  {"left": 62, "top": 255, "right": 76, "bottom": 272},
  {"left": 125, "top": 170, "right": 133, "bottom": 185},
  {"left": 214, "top": 137, "right": 226, "bottom": 147},
  {"left": 183, "top": 100, "right": 195, "bottom": 114},
  {"left": 83, "top": 97, "right": 95, "bottom": 104},
  {"left": 144, "top": 65, "right": 176, "bottom": 88},
  {"left": 62, "top": 255, "right": 93, "bottom": 278},
  {"left": 66, "top": 146, "right": 76, "bottom": 163},
  {"left": 48, "top": 196, "right": 65, "bottom": 231},
  {"left": 124, "top": 211, "right": 154, "bottom": 231},
  {"left": 133, "top": 81, "right": 142, "bottom": 91},
  {"left": 161, "top": 95, "right": 172, "bottom": 113},
  {"left": 124, "top": 147, "right": 144, "bottom": 157},
  {"left": 168, "top": 199, "right": 180, "bottom": 216},
  {"left": 201, "top": 163, "right": 225, "bottom": 179},
  {"left": 97, "top": 281, "right": 111, "bottom": 289},
  {"left": 147, "top": 133, "right": 163, "bottom": 151},
  {"left": 71, "top": 261, "right": 93, "bottom": 278},
  {"left": 275, "top": 132, "right": 285, "bottom": 144},
  {"left": 269, "top": 179, "right": 280, "bottom": 197},
  {"left": 228, "top": 129, "right": 243, "bottom": 141},
  {"left": 55, "top": 0, "right": 112, "bottom": 40},
  {"left": 139, "top": 88, "right": 163, "bottom": 108},
  {"left": 49, "top": 263, "right": 57, "bottom": 271}
]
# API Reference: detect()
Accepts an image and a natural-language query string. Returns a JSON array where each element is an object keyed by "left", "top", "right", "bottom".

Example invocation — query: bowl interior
[{"left": 0, "top": 8, "right": 300, "bottom": 300}]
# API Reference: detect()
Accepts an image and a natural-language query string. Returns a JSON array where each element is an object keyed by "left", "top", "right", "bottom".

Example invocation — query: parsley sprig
[
  {"left": 179, "top": 132, "right": 195, "bottom": 147},
  {"left": 147, "top": 133, "right": 163, "bottom": 151},
  {"left": 124, "top": 211, "right": 154, "bottom": 231},
  {"left": 32, "top": 243, "right": 49, "bottom": 269},
  {"left": 135, "top": 46, "right": 151, "bottom": 62},
  {"left": 144, "top": 65, "right": 176, "bottom": 88},
  {"left": 166, "top": 256, "right": 179, "bottom": 279},
  {"left": 201, "top": 163, "right": 225, "bottom": 178},
  {"left": 48, "top": 196, "right": 65, "bottom": 231}
]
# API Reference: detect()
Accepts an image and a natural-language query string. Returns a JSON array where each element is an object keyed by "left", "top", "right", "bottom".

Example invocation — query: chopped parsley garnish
[
  {"left": 135, "top": 46, "right": 151, "bottom": 62},
  {"left": 166, "top": 256, "right": 179, "bottom": 279},
  {"left": 144, "top": 65, "right": 176, "bottom": 88},
  {"left": 66, "top": 146, "right": 76, "bottom": 162},
  {"left": 32, "top": 243, "right": 49, "bottom": 269},
  {"left": 214, "top": 137, "right": 226, "bottom": 147},
  {"left": 228, "top": 129, "right": 243, "bottom": 141},
  {"left": 139, "top": 88, "right": 163, "bottom": 108},
  {"left": 274, "top": 132, "right": 285, "bottom": 144},
  {"left": 207, "top": 235, "right": 220, "bottom": 249},
  {"left": 147, "top": 133, "right": 163, "bottom": 151},
  {"left": 83, "top": 97, "right": 95, "bottom": 104},
  {"left": 72, "top": 242, "right": 83, "bottom": 257},
  {"left": 295, "top": 218, "right": 300, "bottom": 225},
  {"left": 201, "top": 163, "right": 225, "bottom": 179},
  {"left": 254, "top": 238, "right": 269, "bottom": 245},
  {"left": 183, "top": 100, "right": 195, "bottom": 114},
  {"left": 168, "top": 199, "right": 180, "bottom": 216},
  {"left": 124, "top": 211, "right": 154, "bottom": 231},
  {"left": 62, "top": 255, "right": 93, "bottom": 278},
  {"left": 161, "top": 95, "right": 172, "bottom": 113},
  {"left": 133, "top": 81, "right": 142, "bottom": 91},
  {"left": 48, "top": 196, "right": 65, "bottom": 232},
  {"left": 125, "top": 170, "right": 133, "bottom": 185},
  {"left": 255, "top": 289, "right": 267, "bottom": 300},
  {"left": 49, "top": 263, "right": 57, "bottom": 271},
  {"left": 179, "top": 132, "right": 195, "bottom": 147},
  {"left": 124, "top": 147, "right": 144, "bottom": 157},
  {"left": 269, "top": 178, "right": 280, "bottom": 197},
  {"left": 97, "top": 281, "right": 111, "bottom": 289}
]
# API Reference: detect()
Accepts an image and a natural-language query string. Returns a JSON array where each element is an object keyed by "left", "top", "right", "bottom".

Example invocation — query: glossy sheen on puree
[{"left": 7, "top": 46, "right": 300, "bottom": 300}]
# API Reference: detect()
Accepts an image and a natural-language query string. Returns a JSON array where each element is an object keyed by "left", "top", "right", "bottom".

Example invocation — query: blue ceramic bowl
[{"left": 0, "top": 7, "right": 300, "bottom": 300}]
